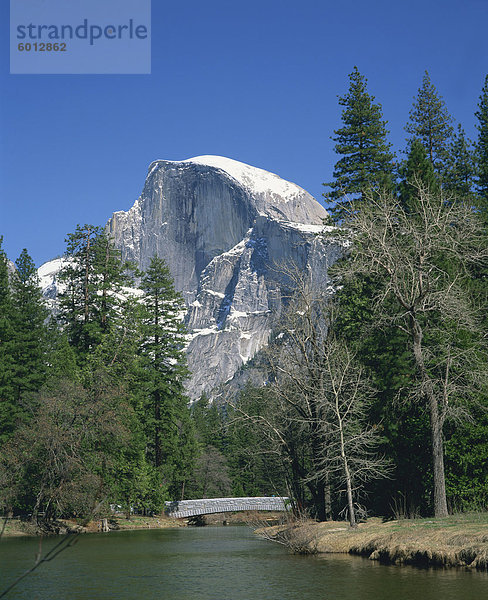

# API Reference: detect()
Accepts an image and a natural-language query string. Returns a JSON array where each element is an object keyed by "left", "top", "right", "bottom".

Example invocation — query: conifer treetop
[
  {"left": 405, "top": 70, "right": 453, "bottom": 174},
  {"left": 475, "top": 74, "right": 488, "bottom": 206},
  {"left": 324, "top": 66, "right": 395, "bottom": 212}
]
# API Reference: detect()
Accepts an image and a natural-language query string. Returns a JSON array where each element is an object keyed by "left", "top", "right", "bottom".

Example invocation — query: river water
[{"left": 1, "top": 526, "right": 487, "bottom": 599}]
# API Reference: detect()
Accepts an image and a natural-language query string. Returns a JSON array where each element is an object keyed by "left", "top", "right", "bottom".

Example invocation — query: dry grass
[{"left": 258, "top": 514, "right": 488, "bottom": 569}]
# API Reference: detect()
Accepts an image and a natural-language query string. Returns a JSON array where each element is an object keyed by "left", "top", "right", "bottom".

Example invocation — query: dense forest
[{"left": 1, "top": 69, "right": 487, "bottom": 530}]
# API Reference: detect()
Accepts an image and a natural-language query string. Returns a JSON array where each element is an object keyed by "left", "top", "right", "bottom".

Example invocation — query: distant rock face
[{"left": 106, "top": 156, "right": 343, "bottom": 399}]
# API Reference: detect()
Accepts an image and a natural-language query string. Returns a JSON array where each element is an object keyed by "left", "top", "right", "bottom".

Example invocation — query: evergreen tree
[
  {"left": 9, "top": 249, "right": 49, "bottom": 404},
  {"left": 93, "top": 232, "right": 134, "bottom": 334},
  {"left": 324, "top": 66, "right": 395, "bottom": 218},
  {"left": 405, "top": 71, "right": 453, "bottom": 175},
  {"left": 58, "top": 225, "right": 132, "bottom": 358},
  {"left": 0, "top": 247, "right": 49, "bottom": 441},
  {"left": 475, "top": 74, "right": 488, "bottom": 211},
  {"left": 58, "top": 224, "right": 104, "bottom": 354},
  {"left": 398, "top": 139, "right": 440, "bottom": 211},
  {"left": 327, "top": 188, "right": 487, "bottom": 517},
  {"left": 444, "top": 124, "right": 477, "bottom": 199},
  {"left": 0, "top": 238, "right": 15, "bottom": 441},
  {"left": 140, "top": 256, "right": 196, "bottom": 499}
]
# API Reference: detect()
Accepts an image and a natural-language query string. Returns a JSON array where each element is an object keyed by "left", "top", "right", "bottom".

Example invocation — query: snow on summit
[
  {"left": 142, "top": 154, "right": 327, "bottom": 226},
  {"left": 159, "top": 155, "right": 305, "bottom": 202}
]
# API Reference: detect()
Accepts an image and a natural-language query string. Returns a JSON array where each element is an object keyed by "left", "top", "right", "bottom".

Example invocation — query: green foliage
[
  {"left": 444, "top": 125, "right": 477, "bottom": 199},
  {"left": 188, "top": 445, "right": 233, "bottom": 499},
  {"left": 139, "top": 256, "right": 196, "bottom": 499},
  {"left": 226, "top": 387, "right": 288, "bottom": 498},
  {"left": 191, "top": 394, "right": 226, "bottom": 451},
  {"left": 58, "top": 225, "right": 133, "bottom": 358},
  {"left": 190, "top": 390, "right": 287, "bottom": 498},
  {"left": 9, "top": 249, "right": 49, "bottom": 401},
  {"left": 0, "top": 377, "right": 134, "bottom": 522},
  {"left": 444, "top": 411, "right": 488, "bottom": 511},
  {"left": 398, "top": 139, "right": 440, "bottom": 211},
  {"left": 324, "top": 66, "right": 395, "bottom": 217},
  {"left": 0, "top": 246, "right": 50, "bottom": 442},
  {"left": 0, "top": 237, "right": 15, "bottom": 442},
  {"left": 3, "top": 69, "right": 488, "bottom": 523},
  {"left": 475, "top": 74, "right": 488, "bottom": 210},
  {"left": 405, "top": 70, "right": 453, "bottom": 175},
  {"left": 330, "top": 276, "right": 433, "bottom": 515}
]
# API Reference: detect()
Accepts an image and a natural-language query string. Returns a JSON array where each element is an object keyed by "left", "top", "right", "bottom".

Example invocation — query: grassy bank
[
  {"left": 1, "top": 510, "right": 283, "bottom": 537},
  {"left": 258, "top": 514, "right": 488, "bottom": 570},
  {"left": 0, "top": 514, "right": 184, "bottom": 537}
]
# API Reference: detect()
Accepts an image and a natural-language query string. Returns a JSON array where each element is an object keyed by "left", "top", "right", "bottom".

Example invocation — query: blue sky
[{"left": 1, "top": 0, "right": 487, "bottom": 266}]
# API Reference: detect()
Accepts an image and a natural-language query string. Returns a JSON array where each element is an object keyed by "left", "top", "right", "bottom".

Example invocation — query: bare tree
[
  {"left": 327, "top": 184, "right": 488, "bottom": 517},
  {"left": 312, "top": 335, "right": 390, "bottom": 527},
  {"left": 191, "top": 446, "right": 232, "bottom": 499},
  {"left": 233, "top": 265, "right": 389, "bottom": 526}
]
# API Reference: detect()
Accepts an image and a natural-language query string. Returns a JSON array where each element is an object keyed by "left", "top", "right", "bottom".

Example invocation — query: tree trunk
[
  {"left": 314, "top": 479, "right": 327, "bottom": 522},
  {"left": 310, "top": 421, "right": 327, "bottom": 521},
  {"left": 344, "top": 457, "right": 357, "bottom": 528},
  {"left": 154, "top": 389, "right": 162, "bottom": 468},
  {"left": 337, "top": 398, "right": 357, "bottom": 528},
  {"left": 430, "top": 399, "right": 449, "bottom": 517},
  {"left": 324, "top": 472, "right": 333, "bottom": 521},
  {"left": 411, "top": 316, "right": 449, "bottom": 517}
]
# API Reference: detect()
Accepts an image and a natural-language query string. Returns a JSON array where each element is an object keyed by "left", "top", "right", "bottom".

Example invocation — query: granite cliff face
[{"left": 106, "top": 156, "right": 343, "bottom": 399}]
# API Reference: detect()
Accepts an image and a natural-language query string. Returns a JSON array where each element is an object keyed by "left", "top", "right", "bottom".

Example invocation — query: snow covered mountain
[
  {"left": 39, "top": 156, "right": 344, "bottom": 399},
  {"left": 107, "top": 156, "right": 343, "bottom": 399}
]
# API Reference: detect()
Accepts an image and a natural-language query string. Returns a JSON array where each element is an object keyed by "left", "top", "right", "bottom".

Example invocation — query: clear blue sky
[{"left": 1, "top": 0, "right": 487, "bottom": 266}]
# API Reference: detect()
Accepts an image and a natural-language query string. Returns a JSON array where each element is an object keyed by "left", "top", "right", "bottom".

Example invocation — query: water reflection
[{"left": 1, "top": 527, "right": 486, "bottom": 600}]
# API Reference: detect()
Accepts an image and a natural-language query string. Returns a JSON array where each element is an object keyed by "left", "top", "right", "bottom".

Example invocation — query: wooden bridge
[{"left": 164, "top": 496, "right": 289, "bottom": 519}]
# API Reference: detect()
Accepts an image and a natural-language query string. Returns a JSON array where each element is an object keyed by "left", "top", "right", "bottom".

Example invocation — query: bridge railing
[{"left": 164, "top": 496, "right": 289, "bottom": 518}]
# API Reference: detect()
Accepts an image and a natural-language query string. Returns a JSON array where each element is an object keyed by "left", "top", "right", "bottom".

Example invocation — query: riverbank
[
  {"left": 0, "top": 514, "right": 184, "bottom": 537},
  {"left": 258, "top": 514, "right": 488, "bottom": 570},
  {"left": 1, "top": 510, "right": 284, "bottom": 537}
]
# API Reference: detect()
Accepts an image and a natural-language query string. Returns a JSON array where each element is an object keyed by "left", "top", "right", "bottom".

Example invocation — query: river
[{"left": 1, "top": 526, "right": 487, "bottom": 599}]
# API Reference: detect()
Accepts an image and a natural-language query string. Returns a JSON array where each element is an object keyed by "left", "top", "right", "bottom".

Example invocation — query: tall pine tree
[
  {"left": 0, "top": 238, "right": 15, "bottom": 441},
  {"left": 58, "top": 225, "right": 132, "bottom": 358},
  {"left": 9, "top": 249, "right": 49, "bottom": 404},
  {"left": 140, "top": 256, "right": 195, "bottom": 499},
  {"left": 475, "top": 74, "right": 488, "bottom": 211},
  {"left": 444, "top": 124, "right": 477, "bottom": 199},
  {"left": 58, "top": 224, "right": 104, "bottom": 354},
  {"left": 0, "top": 247, "right": 49, "bottom": 441},
  {"left": 405, "top": 71, "right": 453, "bottom": 176},
  {"left": 324, "top": 66, "right": 395, "bottom": 219}
]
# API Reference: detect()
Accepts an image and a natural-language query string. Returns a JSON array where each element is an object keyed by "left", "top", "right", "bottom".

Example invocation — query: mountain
[
  {"left": 40, "top": 156, "right": 344, "bottom": 399},
  {"left": 107, "top": 156, "right": 343, "bottom": 399}
]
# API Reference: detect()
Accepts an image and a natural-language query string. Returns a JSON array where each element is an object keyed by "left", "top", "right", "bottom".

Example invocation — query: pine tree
[
  {"left": 0, "top": 247, "right": 49, "bottom": 441},
  {"left": 93, "top": 232, "right": 134, "bottom": 334},
  {"left": 58, "top": 225, "right": 132, "bottom": 357},
  {"left": 9, "top": 249, "right": 49, "bottom": 404},
  {"left": 444, "top": 124, "right": 477, "bottom": 199},
  {"left": 324, "top": 66, "right": 395, "bottom": 218},
  {"left": 58, "top": 224, "right": 104, "bottom": 354},
  {"left": 475, "top": 74, "right": 488, "bottom": 211},
  {"left": 398, "top": 139, "right": 440, "bottom": 212},
  {"left": 405, "top": 71, "right": 453, "bottom": 175},
  {"left": 140, "top": 256, "right": 195, "bottom": 499},
  {"left": 0, "top": 237, "right": 15, "bottom": 441}
]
